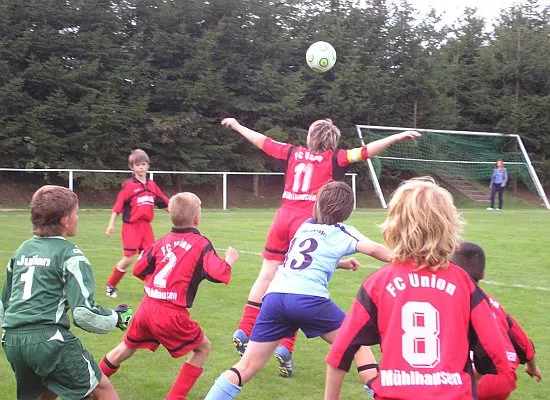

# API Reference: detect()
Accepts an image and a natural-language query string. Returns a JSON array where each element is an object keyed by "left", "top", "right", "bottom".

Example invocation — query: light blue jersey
[{"left": 266, "top": 219, "right": 365, "bottom": 299}]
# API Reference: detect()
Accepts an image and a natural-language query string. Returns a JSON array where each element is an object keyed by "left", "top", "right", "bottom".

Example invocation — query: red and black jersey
[
  {"left": 326, "top": 260, "right": 513, "bottom": 400},
  {"left": 486, "top": 294, "right": 535, "bottom": 365},
  {"left": 261, "top": 138, "right": 367, "bottom": 213},
  {"left": 472, "top": 294, "right": 520, "bottom": 373},
  {"left": 133, "top": 227, "right": 232, "bottom": 308},
  {"left": 112, "top": 177, "right": 169, "bottom": 223}
]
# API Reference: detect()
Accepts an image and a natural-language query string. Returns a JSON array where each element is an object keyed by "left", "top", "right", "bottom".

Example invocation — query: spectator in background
[{"left": 487, "top": 160, "right": 508, "bottom": 211}]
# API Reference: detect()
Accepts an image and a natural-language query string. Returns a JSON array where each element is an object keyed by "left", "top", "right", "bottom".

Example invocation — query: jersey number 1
[
  {"left": 20, "top": 266, "right": 35, "bottom": 300},
  {"left": 401, "top": 301, "right": 441, "bottom": 368}
]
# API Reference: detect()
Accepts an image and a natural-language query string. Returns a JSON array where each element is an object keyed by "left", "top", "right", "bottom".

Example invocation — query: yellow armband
[{"left": 346, "top": 147, "right": 367, "bottom": 163}]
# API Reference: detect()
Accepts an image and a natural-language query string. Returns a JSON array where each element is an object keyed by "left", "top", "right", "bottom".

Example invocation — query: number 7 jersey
[{"left": 326, "top": 260, "right": 513, "bottom": 400}]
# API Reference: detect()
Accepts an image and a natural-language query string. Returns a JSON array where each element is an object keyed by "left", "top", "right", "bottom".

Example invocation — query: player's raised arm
[
  {"left": 221, "top": 118, "right": 267, "bottom": 149},
  {"left": 364, "top": 130, "right": 421, "bottom": 158}
]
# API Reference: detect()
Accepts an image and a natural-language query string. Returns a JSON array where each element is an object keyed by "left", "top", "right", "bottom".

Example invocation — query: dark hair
[
  {"left": 31, "top": 185, "right": 79, "bottom": 237},
  {"left": 313, "top": 181, "right": 354, "bottom": 225},
  {"left": 450, "top": 242, "right": 485, "bottom": 283}
]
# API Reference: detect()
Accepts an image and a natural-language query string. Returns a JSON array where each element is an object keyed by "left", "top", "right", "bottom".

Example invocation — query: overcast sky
[{"left": 407, "top": 0, "right": 536, "bottom": 26}]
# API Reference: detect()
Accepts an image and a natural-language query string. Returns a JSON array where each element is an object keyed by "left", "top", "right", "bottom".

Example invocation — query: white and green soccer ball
[{"left": 306, "top": 41, "right": 337, "bottom": 73}]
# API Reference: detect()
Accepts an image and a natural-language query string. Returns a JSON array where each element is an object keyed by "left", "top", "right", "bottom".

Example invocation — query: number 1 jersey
[
  {"left": 326, "top": 260, "right": 513, "bottom": 400},
  {"left": 133, "top": 227, "right": 232, "bottom": 308}
]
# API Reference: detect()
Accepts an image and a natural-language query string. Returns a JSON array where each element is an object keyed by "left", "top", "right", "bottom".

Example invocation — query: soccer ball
[{"left": 306, "top": 41, "right": 337, "bottom": 73}]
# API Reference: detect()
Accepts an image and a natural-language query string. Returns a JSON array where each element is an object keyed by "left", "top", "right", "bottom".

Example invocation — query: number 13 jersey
[
  {"left": 266, "top": 219, "right": 366, "bottom": 299},
  {"left": 326, "top": 261, "right": 513, "bottom": 400}
]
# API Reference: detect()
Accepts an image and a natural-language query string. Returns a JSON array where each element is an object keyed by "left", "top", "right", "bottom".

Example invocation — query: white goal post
[{"left": 356, "top": 125, "right": 550, "bottom": 210}]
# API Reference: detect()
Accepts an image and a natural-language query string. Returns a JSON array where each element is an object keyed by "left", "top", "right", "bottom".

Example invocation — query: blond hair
[
  {"left": 169, "top": 192, "right": 201, "bottom": 227},
  {"left": 306, "top": 119, "right": 341, "bottom": 152},
  {"left": 128, "top": 149, "right": 150, "bottom": 169},
  {"left": 31, "top": 185, "right": 79, "bottom": 237},
  {"left": 380, "top": 177, "right": 463, "bottom": 271},
  {"left": 313, "top": 181, "right": 354, "bottom": 225}
]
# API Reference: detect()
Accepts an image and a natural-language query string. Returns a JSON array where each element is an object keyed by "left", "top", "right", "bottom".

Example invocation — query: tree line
[{"left": 1, "top": 0, "right": 549, "bottom": 188}]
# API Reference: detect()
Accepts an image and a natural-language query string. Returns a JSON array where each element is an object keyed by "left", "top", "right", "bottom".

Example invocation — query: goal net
[{"left": 356, "top": 125, "right": 549, "bottom": 209}]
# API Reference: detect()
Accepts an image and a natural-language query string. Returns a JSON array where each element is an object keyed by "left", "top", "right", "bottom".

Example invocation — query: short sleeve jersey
[
  {"left": 1, "top": 237, "right": 117, "bottom": 332},
  {"left": 261, "top": 138, "right": 367, "bottom": 213},
  {"left": 112, "top": 177, "right": 169, "bottom": 223},
  {"left": 326, "top": 261, "right": 513, "bottom": 400},
  {"left": 266, "top": 219, "right": 366, "bottom": 299},
  {"left": 133, "top": 227, "right": 232, "bottom": 308}
]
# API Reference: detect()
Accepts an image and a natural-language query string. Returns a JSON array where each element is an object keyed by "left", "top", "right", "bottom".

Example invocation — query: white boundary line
[
  {"left": 0, "top": 247, "right": 547, "bottom": 292},
  {"left": 225, "top": 250, "right": 550, "bottom": 293}
]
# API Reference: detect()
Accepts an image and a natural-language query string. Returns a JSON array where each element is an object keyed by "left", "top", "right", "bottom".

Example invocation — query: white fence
[{"left": 0, "top": 168, "right": 358, "bottom": 210}]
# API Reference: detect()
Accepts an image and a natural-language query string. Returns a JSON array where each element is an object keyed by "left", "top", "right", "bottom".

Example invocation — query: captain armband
[{"left": 346, "top": 147, "right": 368, "bottom": 163}]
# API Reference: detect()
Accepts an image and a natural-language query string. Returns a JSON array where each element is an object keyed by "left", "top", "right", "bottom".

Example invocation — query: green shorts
[{"left": 2, "top": 325, "right": 102, "bottom": 400}]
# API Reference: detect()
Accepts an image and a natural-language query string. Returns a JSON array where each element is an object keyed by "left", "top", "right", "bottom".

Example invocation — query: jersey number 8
[{"left": 401, "top": 301, "right": 441, "bottom": 368}]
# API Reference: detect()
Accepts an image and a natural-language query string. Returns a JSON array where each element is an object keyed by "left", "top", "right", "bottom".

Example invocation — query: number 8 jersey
[{"left": 326, "top": 260, "right": 513, "bottom": 400}]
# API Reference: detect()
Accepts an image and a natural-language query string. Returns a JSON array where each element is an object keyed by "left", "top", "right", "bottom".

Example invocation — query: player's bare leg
[
  {"left": 106, "top": 254, "right": 137, "bottom": 297},
  {"left": 234, "top": 258, "right": 280, "bottom": 352},
  {"left": 166, "top": 336, "right": 212, "bottom": 399},
  {"left": 37, "top": 390, "right": 58, "bottom": 400},
  {"left": 321, "top": 330, "right": 378, "bottom": 399},
  {"left": 205, "top": 339, "right": 281, "bottom": 399},
  {"left": 87, "top": 375, "right": 120, "bottom": 400},
  {"left": 99, "top": 342, "right": 137, "bottom": 378}
]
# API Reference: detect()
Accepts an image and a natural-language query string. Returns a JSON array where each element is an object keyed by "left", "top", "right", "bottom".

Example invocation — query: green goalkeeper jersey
[{"left": 1, "top": 236, "right": 118, "bottom": 333}]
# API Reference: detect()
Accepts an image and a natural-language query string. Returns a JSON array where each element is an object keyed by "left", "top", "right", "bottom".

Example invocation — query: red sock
[
  {"left": 99, "top": 356, "right": 119, "bottom": 378},
  {"left": 166, "top": 362, "right": 203, "bottom": 400},
  {"left": 280, "top": 331, "right": 298, "bottom": 353},
  {"left": 237, "top": 303, "right": 261, "bottom": 337},
  {"left": 106, "top": 266, "right": 126, "bottom": 288}
]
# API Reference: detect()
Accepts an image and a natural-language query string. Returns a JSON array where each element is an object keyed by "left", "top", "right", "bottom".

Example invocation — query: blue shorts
[{"left": 250, "top": 293, "right": 345, "bottom": 342}]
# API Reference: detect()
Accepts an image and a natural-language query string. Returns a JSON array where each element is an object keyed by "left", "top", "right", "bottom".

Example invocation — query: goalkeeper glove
[{"left": 115, "top": 304, "right": 134, "bottom": 331}]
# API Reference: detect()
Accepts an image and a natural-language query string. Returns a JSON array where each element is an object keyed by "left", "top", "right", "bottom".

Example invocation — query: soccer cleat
[
  {"left": 274, "top": 345, "right": 295, "bottom": 378},
  {"left": 486, "top": 207, "right": 494, "bottom": 210},
  {"left": 106, "top": 284, "right": 118, "bottom": 298},
  {"left": 496, "top": 208, "right": 501, "bottom": 211},
  {"left": 364, "top": 385, "right": 375, "bottom": 399},
  {"left": 232, "top": 329, "right": 249, "bottom": 357}
]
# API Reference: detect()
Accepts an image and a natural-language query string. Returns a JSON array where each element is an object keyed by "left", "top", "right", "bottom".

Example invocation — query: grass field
[{"left": 0, "top": 208, "right": 548, "bottom": 399}]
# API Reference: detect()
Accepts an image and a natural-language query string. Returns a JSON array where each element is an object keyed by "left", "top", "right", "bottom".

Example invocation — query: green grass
[{"left": 0, "top": 208, "right": 549, "bottom": 399}]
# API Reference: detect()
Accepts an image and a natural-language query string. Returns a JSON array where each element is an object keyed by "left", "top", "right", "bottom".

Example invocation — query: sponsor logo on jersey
[
  {"left": 294, "top": 151, "right": 323, "bottom": 162},
  {"left": 380, "top": 369, "right": 463, "bottom": 387},
  {"left": 16, "top": 255, "right": 51, "bottom": 267},
  {"left": 282, "top": 191, "right": 317, "bottom": 201},
  {"left": 73, "top": 248, "right": 83, "bottom": 255},
  {"left": 136, "top": 195, "right": 155, "bottom": 205},
  {"left": 144, "top": 286, "right": 178, "bottom": 301}
]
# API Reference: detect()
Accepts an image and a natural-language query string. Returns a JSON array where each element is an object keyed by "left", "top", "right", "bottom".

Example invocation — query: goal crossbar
[{"left": 356, "top": 125, "right": 550, "bottom": 210}]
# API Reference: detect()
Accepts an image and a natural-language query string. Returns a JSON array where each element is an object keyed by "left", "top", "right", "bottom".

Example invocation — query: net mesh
[{"left": 358, "top": 126, "right": 536, "bottom": 192}]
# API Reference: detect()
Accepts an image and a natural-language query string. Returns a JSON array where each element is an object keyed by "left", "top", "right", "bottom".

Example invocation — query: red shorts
[
  {"left": 477, "top": 371, "right": 517, "bottom": 400},
  {"left": 124, "top": 297, "right": 204, "bottom": 358},
  {"left": 263, "top": 207, "right": 311, "bottom": 261},
  {"left": 121, "top": 221, "right": 155, "bottom": 256}
]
